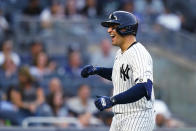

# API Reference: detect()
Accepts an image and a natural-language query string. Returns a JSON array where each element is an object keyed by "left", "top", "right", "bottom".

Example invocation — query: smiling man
[{"left": 81, "top": 11, "right": 155, "bottom": 131}]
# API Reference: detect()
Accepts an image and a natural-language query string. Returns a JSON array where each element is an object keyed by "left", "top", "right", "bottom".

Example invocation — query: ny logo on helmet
[{"left": 109, "top": 14, "right": 117, "bottom": 20}]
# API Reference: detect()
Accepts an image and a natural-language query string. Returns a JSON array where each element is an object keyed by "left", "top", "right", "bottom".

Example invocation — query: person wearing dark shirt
[
  {"left": 10, "top": 67, "right": 50, "bottom": 119},
  {"left": 23, "top": 0, "right": 42, "bottom": 16}
]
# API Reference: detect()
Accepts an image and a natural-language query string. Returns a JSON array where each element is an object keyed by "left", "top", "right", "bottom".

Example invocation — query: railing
[
  {"left": 0, "top": 127, "right": 196, "bottom": 131},
  {"left": 22, "top": 117, "right": 79, "bottom": 128}
]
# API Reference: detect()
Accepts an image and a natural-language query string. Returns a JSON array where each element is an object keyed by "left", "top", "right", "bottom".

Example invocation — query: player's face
[{"left": 107, "top": 25, "right": 124, "bottom": 47}]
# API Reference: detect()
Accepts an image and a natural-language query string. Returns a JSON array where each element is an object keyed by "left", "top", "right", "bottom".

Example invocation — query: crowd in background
[
  {"left": 0, "top": 37, "right": 114, "bottom": 127},
  {"left": 0, "top": 0, "right": 195, "bottom": 128},
  {"left": 0, "top": 0, "right": 195, "bottom": 35}
]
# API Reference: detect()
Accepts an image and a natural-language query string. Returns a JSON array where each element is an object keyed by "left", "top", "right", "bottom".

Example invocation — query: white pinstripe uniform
[{"left": 110, "top": 42, "right": 155, "bottom": 131}]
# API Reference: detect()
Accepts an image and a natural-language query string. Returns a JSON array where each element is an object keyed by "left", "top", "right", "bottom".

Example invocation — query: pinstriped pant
[{"left": 109, "top": 109, "right": 155, "bottom": 131}]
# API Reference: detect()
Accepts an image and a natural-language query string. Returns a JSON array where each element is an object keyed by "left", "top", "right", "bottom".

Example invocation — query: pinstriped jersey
[{"left": 112, "top": 42, "right": 155, "bottom": 113}]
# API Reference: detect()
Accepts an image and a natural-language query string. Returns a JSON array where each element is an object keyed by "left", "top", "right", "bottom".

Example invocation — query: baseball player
[{"left": 81, "top": 11, "right": 155, "bottom": 131}]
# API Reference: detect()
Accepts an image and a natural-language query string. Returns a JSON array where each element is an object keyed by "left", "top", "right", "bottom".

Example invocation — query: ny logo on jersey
[{"left": 120, "top": 64, "right": 130, "bottom": 81}]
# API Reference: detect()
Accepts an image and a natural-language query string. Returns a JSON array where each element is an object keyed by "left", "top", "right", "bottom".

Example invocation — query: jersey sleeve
[{"left": 130, "top": 46, "right": 153, "bottom": 85}]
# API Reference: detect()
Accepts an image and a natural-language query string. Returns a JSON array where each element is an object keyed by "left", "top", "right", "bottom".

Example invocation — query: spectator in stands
[
  {"left": 96, "top": 109, "right": 113, "bottom": 126},
  {"left": 0, "top": 39, "right": 20, "bottom": 66},
  {"left": 77, "top": 112, "right": 102, "bottom": 128},
  {"left": 81, "top": 0, "right": 98, "bottom": 18},
  {"left": 22, "top": 0, "right": 43, "bottom": 16},
  {"left": 120, "top": 1, "right": 143, "bottom": 23},
  {"left": 67, "top": 84, "right": 97, "bottom": 116},
  {"left": 47, "top": 91, "right": 69, "bottom": 117},
  {"left": 155, "top": 99, "right": 185, "bottom": 128},
  {"left": 90, "top": 39, "right": 115, "bottom": 67},
  {"left": 21, "top": 40, "right": 44, "bottom": 65},
  {"left": 30, "top": 41, "right": 44, "bottom": 65},
  {"left": 49, "top": 77, "right": 62, "bottom": 92},
  {"left": 40, "top": 2, "right": 64, "bottom": 29},
  {"left": 155, "top": 99, "right": 171, "bottom": 127},
  {"left": 67, "top": 84, "right": 101, "bottom": 128},
  {"left": 169, "top": 0, "right": 196, "bottom": 33},
  {"left": 134, "top": 0, "right": 164, "bottom": 17},
  {"left": 21, "top": 0, "right": 42, "bottom": 34},
  {"left": 156, "top": 6, "right": 181, "bottom": 31},
  {"left": 47, "top": 91, "right": 69, "bottom": 127},
  {"left": 0, "top": 57, "right": 18, "bottom": 94},
  {"left": 0, "top": 86, "right": 21, "bottom": 125},
  {"left": 0, "top": 9, "right": 9, "bottom": 37},
  {"left": 30, "top": 52, "right": 56, "bottom": 79},
  {"left": 0, "top": 104, "right": 20, "bottom": 125},
  {"left": 10, "top": 67, "right": 50, "bottom": 120},
  {"left": 78, "top": 112, "right": 92, "bottom": 128},
  {"left": 64, "top": 0, "right": 84, "bottom": 21},
  {"left": 75, "top": 0, "right": 86, "bottom": 12},
  {"left": 46, "top": 77, "right": 64, "bottom": 98},
  {"left": 120, "top": 0, "right": 134, "bottom": 13},
  {"left": 98, "top": 0, "right": 120, "bottom": 16},
  {"left": 64, "top": 50, "right": 82, "bottom": 78}
]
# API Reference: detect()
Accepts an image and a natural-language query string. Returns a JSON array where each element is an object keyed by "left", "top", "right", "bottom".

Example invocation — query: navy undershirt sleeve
[
  {"left": 95, "top": 67, "right": 113, "bottom": 81},
  {"left": 113, "top": 79, "right": 153, "bottom": 104}
]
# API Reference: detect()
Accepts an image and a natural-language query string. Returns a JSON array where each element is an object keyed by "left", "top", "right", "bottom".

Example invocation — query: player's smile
[
  {"left": 110, "top": 34, "right": 115, "bottom": 39},
  {"left": 110, "top": 34, "right": 116, "bottom": 42},
  {"left": 108, "top": 25, "right": 118, "bottom": 45}
]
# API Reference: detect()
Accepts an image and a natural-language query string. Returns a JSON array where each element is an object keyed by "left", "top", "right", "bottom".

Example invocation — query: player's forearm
[
  {"left": 95, "top": 67, "right": 113, "bottom": 81},
  {"left": 111, "top": 79, "right": 153, "bottom": 105}
]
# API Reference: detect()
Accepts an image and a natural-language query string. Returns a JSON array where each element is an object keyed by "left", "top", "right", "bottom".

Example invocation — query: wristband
[{"left": 110, "top": 96, "right": 117, "bottom": 106}]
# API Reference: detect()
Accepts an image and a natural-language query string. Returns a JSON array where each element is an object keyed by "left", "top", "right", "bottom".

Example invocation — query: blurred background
[{"left": 0, "top": 0, "right": 196, "bottom": 131}]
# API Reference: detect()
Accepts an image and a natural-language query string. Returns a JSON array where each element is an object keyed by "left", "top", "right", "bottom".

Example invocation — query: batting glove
[
  {"left": 94, "top": 96, "right": 115, "bottom": 111},
  {"left": 81, "top": 65, "right": 97, "bottom": 78}
]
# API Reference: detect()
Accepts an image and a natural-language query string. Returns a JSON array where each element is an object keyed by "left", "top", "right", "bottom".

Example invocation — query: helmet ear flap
[
  {"left": 116, "top": 26, "right": 127, "bottom": 36},
  {"left": 116, "top": 24, "right": 138, "bottom": 36}
]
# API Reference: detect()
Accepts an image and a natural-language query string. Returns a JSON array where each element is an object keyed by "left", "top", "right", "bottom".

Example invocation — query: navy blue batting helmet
[{"left": 101, "top": 11, "right": 138, "bottom": 36}]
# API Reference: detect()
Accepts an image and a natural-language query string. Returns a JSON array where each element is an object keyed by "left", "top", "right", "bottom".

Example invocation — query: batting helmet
[{"left": 101, "top": 11, "right": 138, "bottom": 36}]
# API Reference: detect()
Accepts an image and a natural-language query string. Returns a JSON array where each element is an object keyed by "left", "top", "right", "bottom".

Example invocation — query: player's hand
[
  {"left": 81, "top": 65, "right": 96, "bottom": 78},
  {"left": 94, "top": 96, "right": 114, "bottom": 111}
]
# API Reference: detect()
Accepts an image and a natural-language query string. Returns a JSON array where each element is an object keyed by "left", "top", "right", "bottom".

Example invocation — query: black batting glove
[
  {"left": 81, "top": 65, "right": 97, "bottom": 78},
  {"left": 94, "top": 96, "right": 116, "bottom": 111}
]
